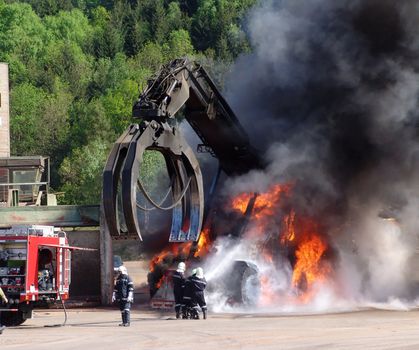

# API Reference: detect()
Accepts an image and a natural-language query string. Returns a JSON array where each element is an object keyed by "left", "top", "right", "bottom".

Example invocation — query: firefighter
[
  {"left": 182, "top": 268, "right": 196, "bottom": 319},
  {"left": 0, "top": 286, "right": 7, "bottom": 334},
  {"left": 190, "top": 267, "right": 207, "bottom": 319},
  {"left": 183, "top": 267, "right": 207, "bottom": 319},
  {"left": 112, "top": 265, "right": 134, "bottom": 327},
  {"left": 172, "top": 262, "right": 186, "bottom": 319}
]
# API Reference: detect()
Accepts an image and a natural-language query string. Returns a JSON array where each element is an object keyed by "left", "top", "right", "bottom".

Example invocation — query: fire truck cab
[{"left": 0, "top": 225, "right": 72, "bottom": 326}]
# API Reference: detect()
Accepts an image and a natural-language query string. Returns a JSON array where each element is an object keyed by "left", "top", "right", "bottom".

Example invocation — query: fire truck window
[
  {"left": 38, "top": 249, "right": 52, "bottom": 266},
  {"left": 38, "top": 248, "right": 54, "bottom": 291}
]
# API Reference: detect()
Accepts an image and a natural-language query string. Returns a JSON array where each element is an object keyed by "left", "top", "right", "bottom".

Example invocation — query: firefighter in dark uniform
[
  {"left": 182, "top": 268, "right": 196, "bottom": 319},
  {"left": 190, "top": 267, "right": 207, "bottom": 319},
  {"left": 172, "top": 262, "right": 186, "bottom": 319},
  {"left": 183, "top": 267, "right": 207, "bottom": 319},
  {"left": 0, "top": 287, "right": 7, "bottom": 334},
  {"left": 113, "top": 265, "right": 134, "bottom": 326}
]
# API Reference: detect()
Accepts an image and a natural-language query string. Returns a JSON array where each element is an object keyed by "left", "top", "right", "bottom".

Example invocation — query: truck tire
[{"left": 224, "top": 260, "right": 260, "bottom": 306}]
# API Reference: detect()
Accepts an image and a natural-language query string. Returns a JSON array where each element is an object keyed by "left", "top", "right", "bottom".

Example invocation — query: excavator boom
[{"left": 133, "top": 58, "right": 261, "bottom": 175}]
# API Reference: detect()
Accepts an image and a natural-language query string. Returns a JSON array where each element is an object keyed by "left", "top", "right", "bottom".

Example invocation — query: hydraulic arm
[{"left": 103, "top": 58, "right": 262, "bottom": 241}]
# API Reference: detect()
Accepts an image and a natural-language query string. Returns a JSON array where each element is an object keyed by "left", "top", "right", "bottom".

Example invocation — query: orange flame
[
  {"left": 282, "top": 209, "right": 296, "bottom": 244},
  {"left": 149, "top": 242, "right": 192, "bottom": 271},
  {"left": 232, "top": 184, "right": 292, "bottom": 219},
  {"left": 291, "top": 227, "right": 332, "bottom": 301},
  {"left": 156, "top": 276, "right": 164, "bottom": 289},
  {"left": 150, "top": 182, "right": 334, "bottom": 305},
  {"left": 231, "top": 183, "right": 333, "bottom": 303},
  {"left": 149, "top": 227, "right": 212, "bottom": 273},
  {"left": 194, "top": 227, "right": 211, "bottom": 258}
]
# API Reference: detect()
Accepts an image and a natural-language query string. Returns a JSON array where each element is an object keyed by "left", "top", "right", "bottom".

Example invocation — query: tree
[
  {"left": 58, "top": 138, "right": 110, "bottom": 204},
  {"left": 0, "top": 3, "right": 48, "bottom": 83},
  {"left": 42, "top": 40, "right": 93, "bottom": 97},
  {"left": 9, "top": 83, "right": 47, "bottom": 156},
  {"left": 3, "top": 0, "right": 258, "bottom": 205},
  {"left": 134, "top": 42, "right": 165, "bottom": 73},
  {"left": 69, "top": 98, "right": 114, "bottom": 149},
  {"left": 101, "top": 78, "right": 139, "bottom": 134},
  {"left": 164, "top": 29, "right": 195, "bottom": 60},
  {"left": 43, "top": 9, "right": 93, "bottom": 49}
]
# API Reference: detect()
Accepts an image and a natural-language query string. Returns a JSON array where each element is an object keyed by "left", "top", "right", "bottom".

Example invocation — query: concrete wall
[
  {"left": 67, "top": 229, "right": 101, "bottom": 298},
  {"left": 0, "top": 63, "right": 10, "bottom": 157}
]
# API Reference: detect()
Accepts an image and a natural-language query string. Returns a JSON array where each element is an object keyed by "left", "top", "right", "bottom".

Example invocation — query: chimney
[{"left": 0, "top": 63, "right": 10, "bottom": 157}]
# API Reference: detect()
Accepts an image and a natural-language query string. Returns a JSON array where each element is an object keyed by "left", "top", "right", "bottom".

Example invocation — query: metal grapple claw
[{"left": 103, "top": 121, "right": 204, "bottom": 242}]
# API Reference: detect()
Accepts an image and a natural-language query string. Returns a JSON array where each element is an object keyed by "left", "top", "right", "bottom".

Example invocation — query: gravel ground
[{"left": 1, "top": 308, "right": 419, "bottom": 349}]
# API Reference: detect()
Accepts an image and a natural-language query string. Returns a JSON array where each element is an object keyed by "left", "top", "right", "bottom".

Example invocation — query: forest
[{"left": 0, "top": 0, "right": 257, "bottom": 204}]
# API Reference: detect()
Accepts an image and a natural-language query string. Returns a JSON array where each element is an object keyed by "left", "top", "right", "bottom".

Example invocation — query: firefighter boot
[
  {"left": 119, "top": 311, "right": 125, "bottom": 326},
  {"left": 192, "top": 307, "right": 200, "bottom": 319},
  {"left": 124, "top": 310, "right": 130, "bottom": 327},
  {"left": 203, "top": 309, "right": 207, "bottom": 320},
  {"left": 175, "top": 306, "right": 181, "bottom": 319}
]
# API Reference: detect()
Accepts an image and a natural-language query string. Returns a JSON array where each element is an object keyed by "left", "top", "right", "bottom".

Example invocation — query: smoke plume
[{"left": 215, "top": 0, "right": 419, "bottom": 308}]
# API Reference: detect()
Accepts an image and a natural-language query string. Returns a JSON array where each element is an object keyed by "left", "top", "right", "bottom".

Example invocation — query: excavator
[{"left": 102, "top": 58, "right": 263, "bottom": 305}]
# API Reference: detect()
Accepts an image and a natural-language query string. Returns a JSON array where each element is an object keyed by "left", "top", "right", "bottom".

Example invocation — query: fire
[
  {"left": 149, "top": 182, "right": 334, "bottom": 307},
  {"left": 231, "top": 183, "right": 333, "bottom": 303},
  {"left": 231, "top": 184, "right": 292, "bottom": 219},
  {"left": 149, "top": 242, "right": 192, "bottom": 271},
  {"left": 281, "top": 210, "right": 296, "bottom": 244},
  {"left": 149, "top": 227, "right": 212, "bottom": 272},
  {"left": 148, "top": 227, "right": 213, "bottom": 297},
  {"left": 291, "top": 231, "right": 332, "bottom": 299},
  {"left": 156, "top": 276, "right": 164, "bottom": 289},
  {"left": 194, "top": 227, "right": 211, "bottom": 258}
]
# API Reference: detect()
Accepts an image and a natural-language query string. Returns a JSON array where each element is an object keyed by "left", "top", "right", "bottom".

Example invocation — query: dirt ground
[
  {"left": 2, "top": 261, "right": 419, "bottom": 349},
  {"left": 2, "top": 308, "right": 419, "bottom": 349}
]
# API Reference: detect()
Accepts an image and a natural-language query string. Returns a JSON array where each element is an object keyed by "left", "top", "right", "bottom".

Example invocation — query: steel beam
[{"left": 0, "top": 205, "right": 100, "bottom": 227}]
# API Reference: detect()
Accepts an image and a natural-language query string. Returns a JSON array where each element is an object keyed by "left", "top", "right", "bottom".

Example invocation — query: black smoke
[{"left": 222, "top": 0, "right": 419, "bottom": 301}]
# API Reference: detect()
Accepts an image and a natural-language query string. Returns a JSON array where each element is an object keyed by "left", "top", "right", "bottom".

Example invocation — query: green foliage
[
  {"left": 0, "top": 3, "right": 47, "bottom": 82},
  {"left": 68, "top": 98, "right": 114, "bottom": 149},
  {"left": 101, "top": 78, "right": 139, "bottom": 134},
  {"left": 10, "top": 83, "right": 47, "bottom": 155},
  {"left": 58, "top": 139, "right": 109, "bottom": 204},
  {"left": 190, "top": 0, "right": 257, "bottom": 60},
  {"left": 43, "top": 9, "right": 93, "bottom": 48},
  {"left": 42, "top": 40, "right": 93, "bottom": 97},
  {"left": 164, "top": 29, "right": 195, "bottom": 60},
  {"left": 3, "top": 0, "right": 257, "bottom": 204}
]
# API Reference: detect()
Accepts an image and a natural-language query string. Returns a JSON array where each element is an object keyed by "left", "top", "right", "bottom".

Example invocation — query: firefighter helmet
[
  {"left": 118, "top": 265, "right": 128, "bottom": 275},
  {"left": 176, "top": 262, "right": 186, "bottom": 273},
  {"left": 195, "top": 267, "right": 204, "bottom": 279}
]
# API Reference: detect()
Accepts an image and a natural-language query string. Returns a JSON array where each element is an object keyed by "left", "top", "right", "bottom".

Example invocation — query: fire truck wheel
[{"left": 0, "top": 310, "right": 25, "bottom": 327}]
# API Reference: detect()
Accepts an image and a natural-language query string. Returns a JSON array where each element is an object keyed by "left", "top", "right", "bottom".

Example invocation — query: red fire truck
[{"left": 0, "top": 225, "right": 84, "bottom": 326}]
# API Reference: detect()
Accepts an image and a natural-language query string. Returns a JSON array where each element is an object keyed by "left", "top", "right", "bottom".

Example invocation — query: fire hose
[
  {"left": 136, "top": 176, "right": 192, "bottom": 211},
  {"left": 44, "top": 292, "right": 67, "bottom": 328}
]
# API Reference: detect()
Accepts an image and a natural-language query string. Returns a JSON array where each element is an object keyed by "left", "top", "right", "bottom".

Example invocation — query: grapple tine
[
  {"left": 119, "top": 121, "right": 204, "bottom": 242},
  {"left": 102, "top": 125, "right": 138, "bottom": 237}
]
